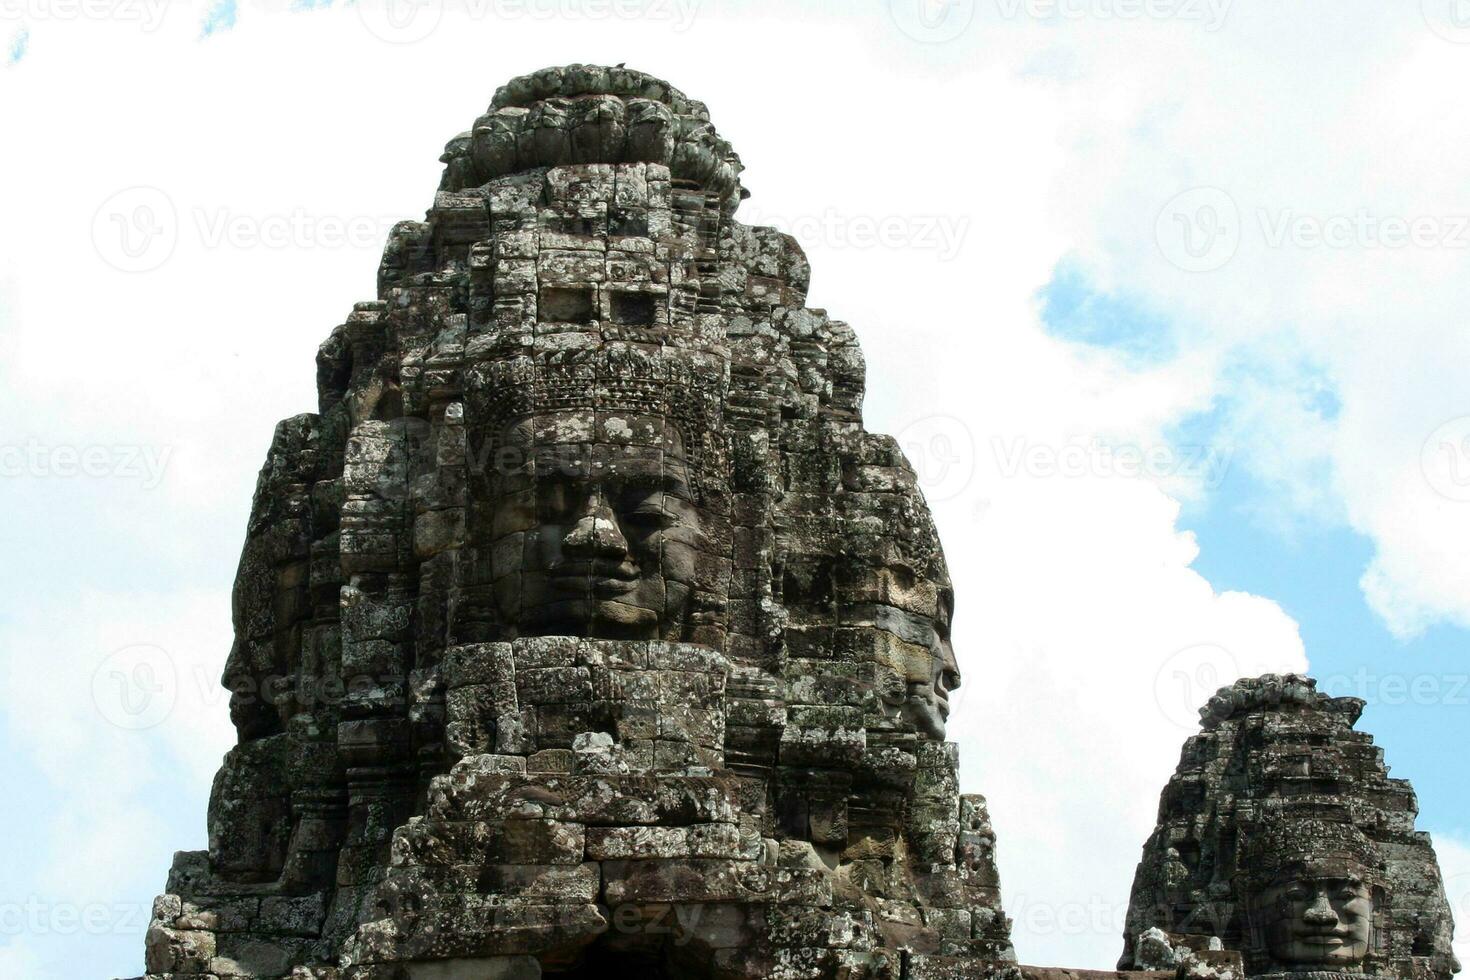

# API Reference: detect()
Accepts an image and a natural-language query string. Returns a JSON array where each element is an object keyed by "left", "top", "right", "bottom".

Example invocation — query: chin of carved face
[
  {"left": 904, "top": 684, "right": 948, "bottom": 740},
  {"left": 488, "top": 429, "right": 702, "bottom": 641},
  {"left": 1259, "top": 877, "right": 1373, "bottom": 968},
  {"left": 516, "top": 591, "right": 671, "bottom": 639}
]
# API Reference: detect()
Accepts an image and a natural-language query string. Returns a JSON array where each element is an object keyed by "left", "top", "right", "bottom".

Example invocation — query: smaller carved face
[
  {"left": 488, "top": 414, "right": 702, "bottom": 640},
  {"left": 904, "top": 592, "right": 961, "bottom": 740},
  {"left": 1256, "top": 875, "right": 1373, "bottom": 968}
]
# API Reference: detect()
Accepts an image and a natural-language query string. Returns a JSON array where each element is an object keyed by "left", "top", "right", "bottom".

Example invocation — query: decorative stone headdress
[
  {"left": 1241, "top": 816, "right": 1386, "bottom": 891},
  {"left": 466, "top": 344, "right": 730, "bottom": 502},
  {"left": 439, "top": 64, "right": 745, "bottom": 209}
]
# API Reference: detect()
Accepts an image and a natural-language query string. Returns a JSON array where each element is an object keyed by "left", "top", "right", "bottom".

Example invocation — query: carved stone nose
[
  {"left": 1304, "top": 893, "right": 1339, "bottom": 925},
  {"left": 562, "top": 499, "right": 627, "bottom": 558}
]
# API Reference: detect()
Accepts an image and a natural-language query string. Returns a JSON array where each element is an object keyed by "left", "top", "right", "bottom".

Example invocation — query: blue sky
[
  {"left": 1184, "top": 467, "right": 1470, "bottom": 840},
  {"left": 1042, "top": 266, "right": 1470, "bottom": 843},
  {"left": 200, "top": 0, "right": 238, "bottom": 36},
  {"left": 7, "top": 27, "right": 28, "bottom": 63}
]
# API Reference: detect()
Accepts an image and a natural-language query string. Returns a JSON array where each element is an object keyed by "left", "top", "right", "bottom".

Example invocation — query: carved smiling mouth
[{"left": 549, "top": 561, "right": 639, "bottom": 596}]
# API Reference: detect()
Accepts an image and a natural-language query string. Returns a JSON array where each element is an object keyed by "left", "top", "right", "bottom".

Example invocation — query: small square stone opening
[
  {"left": 539, "top": 286, "right": 595, "bottom": 324},
  {"left": 608, "top": 291, "right": 657, "bottom": 327}
]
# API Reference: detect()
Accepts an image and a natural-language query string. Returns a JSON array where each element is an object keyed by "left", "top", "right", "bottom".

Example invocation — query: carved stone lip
[
  {"left": 1297, "top": 935, "right": 1350, "bottom": 947},
  {"left": 908, "top": 682, "right": 951, "bottom": 718},
  {"left": 549, "top": 561, "right": 639, "bottom": 595}
]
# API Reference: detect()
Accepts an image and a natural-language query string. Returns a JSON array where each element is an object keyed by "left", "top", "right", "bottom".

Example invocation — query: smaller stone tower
[{"left": 1120, "top": 673, "right": 1458, "bottom": 980}]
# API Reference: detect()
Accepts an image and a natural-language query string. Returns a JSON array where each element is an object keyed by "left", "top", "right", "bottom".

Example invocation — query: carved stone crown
[
  {"left": 439, "top": 63, "right": 745, "bottom": 208},
  {"left": 1200, "top": 672, "right": 1366, "bottom": 729},
  {"left": 1242, "top": 816, "right": 1386, "bottom": 890},
  {"left": 466, "top": 344, "right": 729, "bottom": 500}
]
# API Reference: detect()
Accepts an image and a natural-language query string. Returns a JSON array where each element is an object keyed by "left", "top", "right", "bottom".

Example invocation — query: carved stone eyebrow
[{"left": 615, "top": 461, "right": 693, "bottom": 499}]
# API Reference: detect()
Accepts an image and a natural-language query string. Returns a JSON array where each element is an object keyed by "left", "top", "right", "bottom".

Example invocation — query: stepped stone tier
[
  {"left": 1120, "top": 674, "right": 1459, "bottom": 980},
  {"left": 139, "top": 65, "right": 1016, "bottom": 979}
]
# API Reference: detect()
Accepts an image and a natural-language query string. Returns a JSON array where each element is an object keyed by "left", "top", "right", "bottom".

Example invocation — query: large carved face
[
  {"left": 487, "top": 412, "right": 702, "bottom": 640},
  {"left": 1255, "top": 874, "right": 1373, "bottom": 969},
  {"left": 903, "top": 591, "right": 961, "bottom": 740}
]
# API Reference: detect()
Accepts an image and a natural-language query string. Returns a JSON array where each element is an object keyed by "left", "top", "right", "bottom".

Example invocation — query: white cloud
[
  {"left": 1029, "top": 7, "right": 1470, "bottom": 636},
  {"left": 1, "top": 3, "right": 1461, "bottom": 975},
  {"left": 0, "top": 587, "right": 233, "bottom": 977},
  {"left": 0, "top": 942, "right": 46, "bottom": 978}
]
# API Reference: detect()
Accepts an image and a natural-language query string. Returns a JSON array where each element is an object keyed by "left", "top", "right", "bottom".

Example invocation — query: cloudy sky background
[{"left": 3, "top": 1, "right": 1470, "bottom": 976}]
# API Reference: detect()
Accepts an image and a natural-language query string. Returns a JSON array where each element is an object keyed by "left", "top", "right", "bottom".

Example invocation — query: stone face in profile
[
  {"left": 140, "top": 64, "right": 1013, "bottom": 979},
  {"left": 901, "top": 591, "right": 961, "bottom": 740}
]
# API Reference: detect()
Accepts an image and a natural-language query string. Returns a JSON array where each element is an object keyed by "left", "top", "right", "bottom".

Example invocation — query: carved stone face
[
  {"left": 488, "top": 414, "right": 702, "bottom": 640},
  {"left": 903, "top": 593, "right": 961, "bottom": 740},
  {"left": 1256, "top": 875, "right": 1373, "bottom": 969}
]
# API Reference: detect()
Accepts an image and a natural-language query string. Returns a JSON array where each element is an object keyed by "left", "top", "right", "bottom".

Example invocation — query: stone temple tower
[
  {"left": 1121, "top": 674, "right": 1458, "bottom": 980},
  {"left": 140, "top": 65, "right": 1015, "bottom": 979}
]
